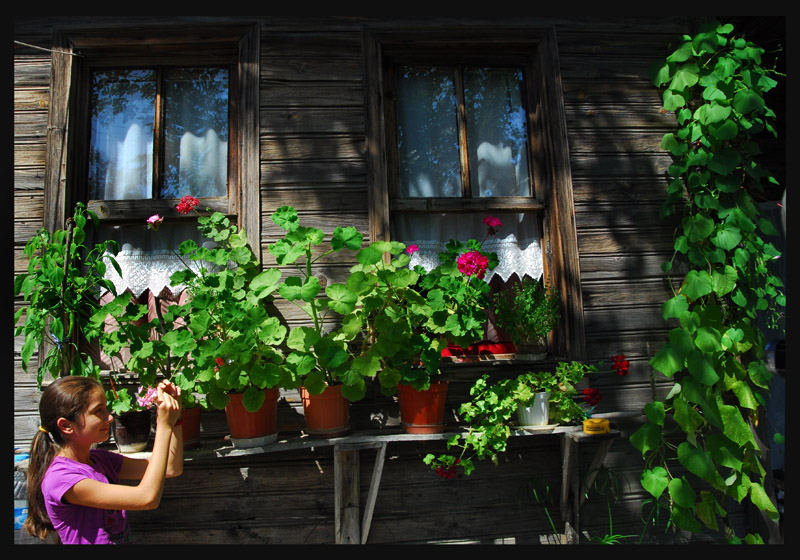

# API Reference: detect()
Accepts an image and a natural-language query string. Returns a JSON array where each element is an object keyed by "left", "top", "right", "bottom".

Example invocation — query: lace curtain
[
  {"left": 98, "top": 221, "right": 212, "bottom": 298},
  {"left": 392, "top": 211, "right": 543, "bottom": 283}
]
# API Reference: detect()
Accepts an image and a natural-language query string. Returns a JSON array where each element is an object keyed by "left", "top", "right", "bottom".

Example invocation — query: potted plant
[
  {"left": 172, "top": 207, "right": 290, "bottom": 448},
  {"left": 268, "top": 206, "right": 365, "bottom": 437},
  {"left": 87, "top": 285, "right": 206, "bottom": 450},
  {"left": 423, "top": 359, "right": 603, "bottom": 478},
  {"left": 343, "top": 221, "right": 499, "bottom": 434},
  {"left": 14, "top": 202, "right": 121, "bottom": 387},
  {"left": 491, "top": 275, "right": 560, "bottom": 359},
  {"left": 103, "top": 380, "right": 157, "bottom": 453}
]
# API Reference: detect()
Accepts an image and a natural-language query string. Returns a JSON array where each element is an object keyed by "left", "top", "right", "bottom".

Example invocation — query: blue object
[{"left": 14, "top": 505, "right": 28, "bottom": 530}]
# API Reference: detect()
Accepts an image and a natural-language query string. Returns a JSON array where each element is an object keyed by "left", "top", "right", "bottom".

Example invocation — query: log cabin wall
[{"left": 13, "top": 16, "right": 781, "bottom": 544}]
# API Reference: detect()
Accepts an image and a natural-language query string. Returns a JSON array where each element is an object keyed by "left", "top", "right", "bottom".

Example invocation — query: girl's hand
[
  {"left": 155, "top": 383, "right": 182, "bottom": 428},
  {"left": 157, "top": 380, "right": 183, "bottom": 411}
]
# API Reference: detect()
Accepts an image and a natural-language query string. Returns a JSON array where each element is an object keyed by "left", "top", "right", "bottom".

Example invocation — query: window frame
[
  {"left": 363, "top": 26, "right": 585, "bottom": 359},
  {"left": 44, "top": 24, "right": 261, "bottom": 260}
]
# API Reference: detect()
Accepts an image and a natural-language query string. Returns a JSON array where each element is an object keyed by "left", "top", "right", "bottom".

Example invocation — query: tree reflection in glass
[
  {"left": 395, "top": 67, "right": 462, "bottom": 198},
  {"left": 88, "top": 69, "right": 156, "bottom": 200},
  {"left": 88, "top": 66, "right": 229, "bottom": 201}
]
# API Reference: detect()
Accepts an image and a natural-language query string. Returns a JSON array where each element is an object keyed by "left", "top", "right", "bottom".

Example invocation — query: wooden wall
[{"left": 14, "top": 16, "right": 778, "bottom": 544}]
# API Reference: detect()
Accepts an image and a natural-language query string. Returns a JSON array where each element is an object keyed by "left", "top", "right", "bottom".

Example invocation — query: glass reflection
[
  {"left": 88, "top": 69, "right": 156, "bottom": 200},
  {"left": 395, "top": 67, "right": 462, "bottom": 198},
  {"left": 162, "top": 67, "right": 229, "bottom": 199},
  {"left": 464, "top": 68, "right": 530, "bottom": 197}
]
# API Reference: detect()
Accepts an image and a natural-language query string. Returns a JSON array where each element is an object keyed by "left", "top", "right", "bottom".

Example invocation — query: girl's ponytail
[
  {"left": 24, "top": 427, "right": 58, "bottom": 540},
  {"left": 23, "top": 375, "right": 102, "bottom": 542}
]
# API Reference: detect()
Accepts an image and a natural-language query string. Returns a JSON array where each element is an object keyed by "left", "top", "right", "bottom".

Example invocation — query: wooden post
[{"left": 334, "top": 447, "right": 360, "bottom": 544}]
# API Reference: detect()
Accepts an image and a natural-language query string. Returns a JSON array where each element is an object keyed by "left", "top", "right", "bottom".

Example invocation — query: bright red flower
[
  {"left": 456, "top": 251, "right": 489, "bottom": 279},
  {"left": 176, "top": 195, "right": 200, "bottom": 215},
  {"left": 583, "top": 387, "right": 602, "bottom": 406},
  {"left": 483, "top": 215, "right": 502, "bottom": 235},
  {"left": 611, "top": 354, "right": 630, "bottom": 376}
]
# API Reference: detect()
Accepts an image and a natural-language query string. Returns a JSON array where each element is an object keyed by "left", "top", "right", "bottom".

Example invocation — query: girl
[{"left": 24, "top": 375, "right": 184, "bottom": 544}]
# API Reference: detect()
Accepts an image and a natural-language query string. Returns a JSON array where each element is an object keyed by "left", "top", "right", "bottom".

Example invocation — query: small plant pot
[
  {"left": 398, "top": 380, "right": 449, "bottom": 434},
  {"left": 180, "top": 406, "right": 202, "bottom": 449},
  {"left": 112, "top": 409, "right": 153, "bottom": 453},
  {"left": 516, "top": 391, "right": 550, "bottom": 426},
  {"left": 300, "top": 384, "right": 350, "bottom": 437},
  {"left": 224, "top": 388, "right": 279, "bottom": 448}
]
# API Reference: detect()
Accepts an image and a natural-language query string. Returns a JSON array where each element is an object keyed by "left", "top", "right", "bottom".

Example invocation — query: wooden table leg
[{"left": 334, "top": 446, "right": 360, "bottom": 544}]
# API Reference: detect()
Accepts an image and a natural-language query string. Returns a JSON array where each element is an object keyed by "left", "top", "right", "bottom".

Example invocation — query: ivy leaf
[
  {"left": 640, "top": 466, "right": 669, "bottom": 498},
  {"left": 686, "top": 350, "right": 719, "bottom": 386},
  {"left": 733, "top": 89, "right": 764, "bottom": 114},
  {"left": 677, "top": 442, "right": 724, "bottom": 488},
  {"left": 683, "top": 214, "right": 715, "bottom": 242},
  {"left": 661, "top": 133, "right": 687, "bottom": 156},
  {"left": 681, "top": 270, "right": 714, "bottom": 301},
  {"left": 630, "top": 422, "right": 663, "bottom": 455},
  {"left": 712, "top": 265, "right": 738, "bottom": 296},
  {"left": 749, "top": 482, "right": 780, "bottom": 522},
  {"left": 707, "top": 147, "right": 741, "bottom": 175},
  {"left": 747, "top": 360, "right": 772, "bottom": 389},
  {"left": 718, "top": 403, "right": 757, "bottom": 449},
  {"left": 671, "top": 506, "right": 704, "bottom": 533},
  {"left": 650, "top": 342, "right": 684, "bottom": 377},
  {"left": 669, "top": 477, "right": 696, "bottom": 509},
  {"left": 644, "top": 401, "right": 665, "bottom": 426},
  {"left": 669, "top": 64, "right": 700, "bottom": 91},
  {"left": 666, "top": 41, "right": 693, "bottom": 63},
  {"left": 694, "top": 326, "right": 722, "bottom": 353},
  {"left": 662, "top": 295, "right": 690, "bottom": 321},
  {"left": 712, "top": 224, "right": 742, "bottom": 250},
  {"left": 708, "top": 119, "right": 739, "bottom": 140},
  {"left": 663, "top": 89, "right": 686, "bottom": 111}
]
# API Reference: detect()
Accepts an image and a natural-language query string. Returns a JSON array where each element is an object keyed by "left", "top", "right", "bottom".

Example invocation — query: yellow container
[{"left": 582, "top": 418, "right": 610, "bottom": 434}]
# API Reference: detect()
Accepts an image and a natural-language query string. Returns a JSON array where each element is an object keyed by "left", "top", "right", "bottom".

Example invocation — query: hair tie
[{"left": 39, "top": 426, "right": 54, "bottom": 443}]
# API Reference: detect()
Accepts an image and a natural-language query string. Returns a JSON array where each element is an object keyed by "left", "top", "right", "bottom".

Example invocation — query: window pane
[
  {"left": 395, "top": 66, "right": 461, "bottom": 197},
  {"left": 88, "top": 69, "right": 156, "bottom": 200},
  {"left": 463, "top": 68, "right": 531, "bottom": 197},
  {"left": 162, "top": 67, "right": 229, "bottom": 199}
]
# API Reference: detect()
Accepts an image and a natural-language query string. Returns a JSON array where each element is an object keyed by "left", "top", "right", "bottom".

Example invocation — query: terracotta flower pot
[
  {"left": 112, "top": 409, "right": 153, "bottom": 453},
  {"left": 180, "top": 406, "right": 202, "bottom": 449},
  {"left": 398, "top": 380, "right": 449, "bottom": 434},
  {"left": 224, "top": 387, "right": 279, "bottom": 448},
  {"left": 300, "top": 384, "right": 350, "bottom": 437}
]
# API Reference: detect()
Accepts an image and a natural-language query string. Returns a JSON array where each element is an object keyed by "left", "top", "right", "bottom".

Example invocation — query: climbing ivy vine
[{"left": 631, "top": 20, "right": 785, "bottom": 543}]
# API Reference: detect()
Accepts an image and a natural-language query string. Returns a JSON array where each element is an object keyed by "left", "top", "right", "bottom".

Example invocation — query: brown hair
[{"left": 24, "top": 375, "right": 104, "bottom": 541}]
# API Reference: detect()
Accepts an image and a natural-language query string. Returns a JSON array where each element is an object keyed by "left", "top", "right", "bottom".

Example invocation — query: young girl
[{"left": 24, "top": 375, "right": 184, "bottom": 544}]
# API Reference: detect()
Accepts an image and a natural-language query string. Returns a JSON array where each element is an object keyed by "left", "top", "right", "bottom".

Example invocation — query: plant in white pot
[{"left": 491, "top": 276, "right": 560, "bottom": 359}]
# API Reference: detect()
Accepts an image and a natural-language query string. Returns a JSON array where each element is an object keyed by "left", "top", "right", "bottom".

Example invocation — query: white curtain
[
  {"left": 99, "top": 222, "right": 212, "bottom": 297},
  {"left": 392, "top": 212, "right": 543, "bottom": 283}
]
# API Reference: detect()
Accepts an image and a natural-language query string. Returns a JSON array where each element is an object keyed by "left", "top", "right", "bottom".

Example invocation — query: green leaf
[
  {"left": 671, "top": 506, "right": 704, "bottom": 533},
  {"left": 749, "top": 482, "right": 780, "bottom": 522},
  {"left": 271, "top": 205, "right": 299, "bottom": 232},
  {"left": 677, "top": 442, "right": 723, "bottom": 488},
  {"left": 331, "top": 226, "right": 363, "bottom": 251},
  {"left": 708, "top": 119, "right": 739, "bottom": 141},
  {"left": 712, "top": 224, "right": 742, "bottom": 250},
  {"left": 644, "top": 401, "right": 665, "bottom": 426},
  {"left": 640, "top": 466, "right": 669, "bottom": 498},
  {"left": 630, "top": 422, "right": 663, "bottom": 455},
  {"left": 663, "top": 89, "right": 686, "bottom": 111},
  {"left": 669, "top": 477, "right": 696, "bottom": 509},
  {"left": 287, "top": 326, "right": 320, "bottom": 352},
  {"left": 681, "top": 270, "right": 714, "bottom": 301},
  {"left": 719, "top": 403, "right": 757, "bottom": 449},
  {"left": 712, "top": 265, "right": 738, "bottom": 296},
  {"left": 325, "top": 283, "right": 357, "bottom": 315},
  {"left": 279, "top": 276, "right": 320, "bottom": 302},
  {"left": 694, "top": 326, "right": 722, "bottom": 353},
  {"left": 686, "top": 350, "right": 719, "bottom": 386},
  {"left": 733, "top": 89, "right": 764, "bottom": 114},
  {"left": 161, "top": 329, "right": 197, "bottom": 355},
  {"left": 242, "top": 385, "right": 266, "bottom": 413},
  {"left": 666, "top": 41, "right": 693, "bottom": 63},
  {"left": 683, "top": 214, "right": 715, "bottom": 243},
  {"left": 650, "top": 342, "right": 684, "bottom": 377},
  {"left": 662, "top": 295, "right": 689, "bottom": 320}
]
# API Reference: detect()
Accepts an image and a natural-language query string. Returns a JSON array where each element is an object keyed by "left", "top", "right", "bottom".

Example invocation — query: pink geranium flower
[
  {"left": 136, "top": 386, "right": 159, "bottom": 408},
  {"left": 484, "top": 215, "right": 502, "bottom": 235},
  {"left": 146, "top": 214, "right": 163, "bottom": 230},
  {"left": 406, "top": 244, "right": 420, "bottom": 255},
  {"left": 456, "top": 251, "right": 490, "bottom": 279}
]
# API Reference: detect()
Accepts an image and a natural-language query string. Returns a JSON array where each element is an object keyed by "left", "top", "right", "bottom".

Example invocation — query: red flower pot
[
  {"left": 181, "top": 406, "right": 202, "bottom": 449},
  {"left": 224, "top": 387, "right": 279, "bottom": 447},
  {"left": 398, "top": 380, "right": 450, "bottom": 434},
  {"left": 300, "top": 384, "right": 350, "bottom": 437}
]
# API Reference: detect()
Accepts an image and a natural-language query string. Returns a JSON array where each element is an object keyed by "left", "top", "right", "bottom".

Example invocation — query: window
[
  {"left": 364, "top": 28, "right": 585, "bottom": 358},
  {"left": 44, "top": 25, "right": 259, "bottom": 368},
  {"left": 45, "top": 25, "right": 260, "bottom": 297}
]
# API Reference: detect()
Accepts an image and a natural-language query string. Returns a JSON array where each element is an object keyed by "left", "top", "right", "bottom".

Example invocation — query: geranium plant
[
  {"left": 341, "top": 217, "right": 500, "bottom": 392},
  {"left": 91, "top": 195, "right": 290, "bottom": 414},
  {"left": 268, "top": 205, "right": 366, "bottom": 400},
  {"left": 423, "top": 357, "right": 619, "bottom": 478},
  {"left": 14, "top": 203, "right": 121, "bottom": 387}
]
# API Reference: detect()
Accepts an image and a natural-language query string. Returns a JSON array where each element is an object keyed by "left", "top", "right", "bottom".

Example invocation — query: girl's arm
[{"left": 62, "top": 382, "right": 182, "bottom": 511}]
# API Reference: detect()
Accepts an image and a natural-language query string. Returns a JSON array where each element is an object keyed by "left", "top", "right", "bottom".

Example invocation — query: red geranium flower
[
  {"left": 456, "top": 251, "right": 490, "bottom": 279},
  {"left": 483, "top": 215, "right": 502, "bottom": 235},
  {"left": 176, "top": 195, "right": 200, "bottom": 215},
  {"left": 611, "top": 354, "right": 630, "bottom": 376},
  {"left": 583, "top": 387, "right": 602, "bottom": 406}
]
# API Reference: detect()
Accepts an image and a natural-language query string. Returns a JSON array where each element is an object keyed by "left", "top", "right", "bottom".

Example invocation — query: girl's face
[{"left": 67, "top": 387, "right": 114, "bottom": 446}]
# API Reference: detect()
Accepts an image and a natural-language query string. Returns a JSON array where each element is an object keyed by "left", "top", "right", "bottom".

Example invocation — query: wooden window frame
[
  {"left": 363, "top": 26, "right": 585, "bottom": 359},
  {"left": 44, "top": 23, "right": 261, "bottom": 260}
]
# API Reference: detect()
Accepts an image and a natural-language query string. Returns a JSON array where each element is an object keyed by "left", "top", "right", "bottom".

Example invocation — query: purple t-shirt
[{"left": 41, "top": 448, "right": 130, "bottom": 544}]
